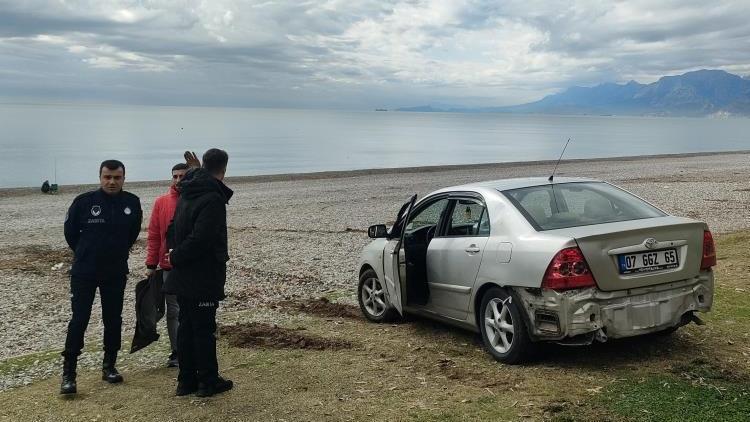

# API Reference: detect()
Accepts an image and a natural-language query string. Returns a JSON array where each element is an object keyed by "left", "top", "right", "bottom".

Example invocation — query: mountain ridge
[{"left": 397, "top": 69, "right": 750, "bottom": 117}]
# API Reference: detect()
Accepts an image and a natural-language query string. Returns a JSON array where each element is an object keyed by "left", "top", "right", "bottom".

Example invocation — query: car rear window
[{"left": 502, "top": 182, "right": 666, "bottom": 231}]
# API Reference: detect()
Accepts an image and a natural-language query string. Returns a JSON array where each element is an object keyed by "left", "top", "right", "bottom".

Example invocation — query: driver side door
[{"left": 382, "top": 195, "right": 416, "bottom": 315}]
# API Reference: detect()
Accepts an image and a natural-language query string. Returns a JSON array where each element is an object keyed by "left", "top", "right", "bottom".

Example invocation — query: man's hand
[
  {"left": 184, "top": 151, "right": 200, "bottom": 168},
  {"left": 145, "top": 268, "right": 155, "bottom": 277}
]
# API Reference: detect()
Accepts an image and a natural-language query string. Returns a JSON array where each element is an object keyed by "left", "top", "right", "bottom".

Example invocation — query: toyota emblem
[{"left": 644, "top": 238, "right": 658, "bottom": 249}]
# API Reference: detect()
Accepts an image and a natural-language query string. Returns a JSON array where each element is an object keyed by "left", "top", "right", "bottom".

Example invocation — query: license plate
[{"left": 618, "top": 249, "right": 679, "bottom": 274}]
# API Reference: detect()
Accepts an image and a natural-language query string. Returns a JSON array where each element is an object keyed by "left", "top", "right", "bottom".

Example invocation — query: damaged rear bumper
[{"left": 514, "top": 272, "right": 714, "bottom": 343}]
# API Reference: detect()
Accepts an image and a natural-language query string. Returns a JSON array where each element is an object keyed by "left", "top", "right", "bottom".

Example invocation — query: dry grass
[{"left": 1, "top": 233, "right": 749, "bottom": 421}]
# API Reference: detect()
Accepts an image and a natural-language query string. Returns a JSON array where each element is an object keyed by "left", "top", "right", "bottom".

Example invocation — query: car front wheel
[
  {"left": 358, "top": 269, "right": 398, "bottom": 322},
  {"left": 479, "top": 287, "right": 533, "bottom": 364}
]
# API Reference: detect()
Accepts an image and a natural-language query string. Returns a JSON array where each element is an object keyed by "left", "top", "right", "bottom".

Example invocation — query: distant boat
[{"left": 375, "top": 108, "right": 388, "bottom": 112}]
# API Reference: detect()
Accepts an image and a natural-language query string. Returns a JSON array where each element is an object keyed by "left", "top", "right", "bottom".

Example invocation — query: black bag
[{"left": 130, "top": 270, "right": 165, "bottom": 353}]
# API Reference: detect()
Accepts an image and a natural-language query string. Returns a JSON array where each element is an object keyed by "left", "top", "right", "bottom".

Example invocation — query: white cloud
[{"left": 0, "top": 0, "right": 749, "bottom": 107}]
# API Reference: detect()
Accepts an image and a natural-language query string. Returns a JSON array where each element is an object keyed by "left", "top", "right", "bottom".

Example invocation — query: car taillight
[
  {"left": 701, "top": 230, "right": 716, "bottom": 270},
  {"left": 542, "top": 247, "right": 597, "bottom": 290}
]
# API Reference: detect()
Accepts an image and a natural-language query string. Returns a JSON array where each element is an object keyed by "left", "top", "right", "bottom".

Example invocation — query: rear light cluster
[
  {"left": 701, "top": 230, "right": 716, "bottom": 271},
  {"left": 542, "top": 247, "right": 597, "bottom": 290}
]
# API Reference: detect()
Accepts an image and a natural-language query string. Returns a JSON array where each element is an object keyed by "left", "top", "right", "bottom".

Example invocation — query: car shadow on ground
[
  {"left": 533, "top": 334, "right": 694, "bottom": 369},
  {"left": 404, "top": 315, "right": 698, "bottom": 369}
]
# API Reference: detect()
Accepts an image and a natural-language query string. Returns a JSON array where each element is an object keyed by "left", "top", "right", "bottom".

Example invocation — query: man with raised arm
[{"left": 169, "top": 149, "right": 234, "bottom": 397}]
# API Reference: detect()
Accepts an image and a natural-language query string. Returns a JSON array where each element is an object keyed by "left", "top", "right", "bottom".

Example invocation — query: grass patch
[
  {"left": 0, "top": 350, "right": 60, "bottom": 376},
  {"left": 601, "top": 375, "right": 750, "bottom": 422}
]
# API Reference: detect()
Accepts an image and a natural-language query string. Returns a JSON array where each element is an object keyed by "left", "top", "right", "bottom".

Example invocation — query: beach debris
[{"left": 52, "top": 262, "right": 65, "bottom": 271}]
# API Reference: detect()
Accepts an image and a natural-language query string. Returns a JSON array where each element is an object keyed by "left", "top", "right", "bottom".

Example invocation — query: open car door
[{"left": 382, "top": 194, "right": 417, "bottom": 316}]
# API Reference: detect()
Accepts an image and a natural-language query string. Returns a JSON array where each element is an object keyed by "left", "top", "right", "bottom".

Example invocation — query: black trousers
[
  {"left": 176, "top": 296, "right": 219, "bottom": 385},
  {"left": 63, "top": 276, "right": 127, "bottom": 357}
]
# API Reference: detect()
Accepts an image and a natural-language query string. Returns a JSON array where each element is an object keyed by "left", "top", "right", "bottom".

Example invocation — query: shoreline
[{"left": 2, "top": 149, "right": 749, "bottom": 195}]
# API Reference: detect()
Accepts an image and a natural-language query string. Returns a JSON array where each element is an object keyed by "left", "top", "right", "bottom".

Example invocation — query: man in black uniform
[
  {"left": 169, "top": 149, "right": 233, "bottom": 397},
  {"left": 60, "top": 160, "right": 142, "bottom": 395}
]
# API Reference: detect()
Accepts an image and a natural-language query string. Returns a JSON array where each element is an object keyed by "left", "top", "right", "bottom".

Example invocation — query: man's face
[
  {"left": 215, "top": 165, "right": 227, "bottom": 181},
  {"left": 100, "top": 167, "right": 125, "bottom": 195},
  {"left": 171, "top": 169, "right": 187, "bottom": 189}
]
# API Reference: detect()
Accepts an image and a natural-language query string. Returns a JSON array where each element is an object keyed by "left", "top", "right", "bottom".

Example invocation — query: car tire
[
  {"left": 358, "top": 269, "right": 399, "bottom": 323},
  {"left": 479, "top": 287, "right": 533, "bottom": 364}
]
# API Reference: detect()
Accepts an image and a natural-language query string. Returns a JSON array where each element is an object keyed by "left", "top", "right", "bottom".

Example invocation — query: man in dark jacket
[
  {"left": 169, "top": 148, "right": 233, "bottom": 397},
  {"left": 61, "top": 160, "right": 142, "bottom": 395}
]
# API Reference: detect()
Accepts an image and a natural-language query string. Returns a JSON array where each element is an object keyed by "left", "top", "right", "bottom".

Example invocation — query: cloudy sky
[{"left": 1, "top": 0, "right": 749, "bottom": 109}]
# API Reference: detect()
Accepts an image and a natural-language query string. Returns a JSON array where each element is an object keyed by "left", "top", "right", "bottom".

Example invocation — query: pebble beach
[{"left": 1, "top": 150, "right": 749, "bottom": 389}]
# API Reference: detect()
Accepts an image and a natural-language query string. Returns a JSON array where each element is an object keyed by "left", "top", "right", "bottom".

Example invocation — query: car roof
[{"left": 429, "top": 177, "right": 601, "bottom": 196}]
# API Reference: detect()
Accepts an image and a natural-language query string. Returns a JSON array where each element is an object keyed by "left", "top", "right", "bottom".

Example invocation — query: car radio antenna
[
  {"left": 548, "top": 138, "right": 571, "bottom": 183},
  {"left": 549, "top": 138, "right": 570, "bottom": 214}
]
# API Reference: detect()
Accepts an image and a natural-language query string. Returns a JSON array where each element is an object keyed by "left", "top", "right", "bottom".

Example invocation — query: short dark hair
[
  {"left": 172, "top": 163, "right": 189, "bottom": 172},
  {"left": 100, "top": 160, "right": 125, "bottom": 175},
  {"left": 202, "top": 148, "right": 229, "bottom": 175}
]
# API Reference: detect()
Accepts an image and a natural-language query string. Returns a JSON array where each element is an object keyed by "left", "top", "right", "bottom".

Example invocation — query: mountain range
[{"left": 397, "top": 69, "right": 750, "bottom": 117}]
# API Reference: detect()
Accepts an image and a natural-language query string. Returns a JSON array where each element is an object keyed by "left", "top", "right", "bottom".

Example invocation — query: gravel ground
[{"left": 1, "top": 151, "right": 749, "bottom": 390}]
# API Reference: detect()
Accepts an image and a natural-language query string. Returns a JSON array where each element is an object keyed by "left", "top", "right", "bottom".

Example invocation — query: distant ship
[{"left": 375, "top": 108, "right": 388, "bottom": 111}]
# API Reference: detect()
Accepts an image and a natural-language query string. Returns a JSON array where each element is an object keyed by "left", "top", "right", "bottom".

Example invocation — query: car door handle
[{"left": 465, "top": 245, "right": 481, "bottom": 254}]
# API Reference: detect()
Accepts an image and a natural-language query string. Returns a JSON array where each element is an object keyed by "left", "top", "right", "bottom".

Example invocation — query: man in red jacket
[{"left": 145, "top": 162, "right": 188, "bottom": 367}]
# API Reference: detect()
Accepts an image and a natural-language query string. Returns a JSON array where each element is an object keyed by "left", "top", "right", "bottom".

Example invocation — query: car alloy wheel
[
  {"left": 362, "top": 276, "right": 386, "bottom": 317},
  {"left": 484, "top": 297, "right": 515, "bottom": 353},
  {"left": 479, "top": 287, "right": 533, "bottom": 364},
  {"left": 358, "top": 269, "right": 398, "bottom": 322}
]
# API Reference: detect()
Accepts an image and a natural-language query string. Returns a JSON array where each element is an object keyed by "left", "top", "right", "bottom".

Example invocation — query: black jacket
[
  {"left": 169, "top": 168, "right": 233, "bottom": 301},
  {"left": 64, "top": 188, "right": 142, "bottom": 279}
]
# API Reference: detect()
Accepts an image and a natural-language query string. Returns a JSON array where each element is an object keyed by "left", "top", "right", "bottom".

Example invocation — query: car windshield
[{"left": 502, "top": 182, "right": 666, "bottom": 231}]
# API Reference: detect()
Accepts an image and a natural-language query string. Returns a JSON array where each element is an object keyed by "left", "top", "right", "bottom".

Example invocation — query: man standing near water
[
  {"left": 145, "top": 163, "right": 189, "bottom": 367},
  {"left": 169, "top": 149, "right": 234, "bottom": 397},
  {"left": 61, "top": 160, "right": 142, "bottom": 395}
]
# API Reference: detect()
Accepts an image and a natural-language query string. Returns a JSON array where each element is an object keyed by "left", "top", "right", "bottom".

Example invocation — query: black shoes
[
  {"left": 102, "top": 352, "right": 124, "bottom": 384},
  {"left": 176, "top": 377, "right": 232, "bottom": 397},
  {"left": 60, "top": 351, "right": 124, "bottom": 394},
  {"left": 60, "top": 355, "right": 77, "bottom": 395},
  {"left": 195, "top": 377, "right": 233, "bottom": 397},
  {"left": 175, "top": 381, "right": 198, "bottom": 396},
  {"left": 167, "top": 351, "right": 179, "bottom": 368}
]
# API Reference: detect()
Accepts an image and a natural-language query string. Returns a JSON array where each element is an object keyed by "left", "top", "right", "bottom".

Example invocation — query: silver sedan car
[{"left": 357, "top": 177, "right": 715, "bottom": 363}]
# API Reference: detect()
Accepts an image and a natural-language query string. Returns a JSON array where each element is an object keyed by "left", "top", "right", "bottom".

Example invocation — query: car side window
[
  {"left": 446, "top": 199, "right": 489, "bottom": 237},
  {"left": 405, "top": 199, "right": 449, "bottom": 235},
  {"left": 478, "top": 207, "right": 490, "bottom": 236}
]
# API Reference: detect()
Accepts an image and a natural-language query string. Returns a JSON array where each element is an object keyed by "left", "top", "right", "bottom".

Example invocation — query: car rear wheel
[
  {"left": 358, "top": 269, "right": 398, "bottom": 322},
  {"left": 479, "top": 287, "right": 533, "bottom": 364}
]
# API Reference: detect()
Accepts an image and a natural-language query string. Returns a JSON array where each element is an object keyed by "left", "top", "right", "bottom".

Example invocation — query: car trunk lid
[{"left": 546, "top": 217, "right": 707, "bottom": 291}]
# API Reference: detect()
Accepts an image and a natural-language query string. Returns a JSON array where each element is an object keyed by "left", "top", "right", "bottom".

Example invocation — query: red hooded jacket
[{"left": 146, "top": 185, "right": 179, "bottom": 270}]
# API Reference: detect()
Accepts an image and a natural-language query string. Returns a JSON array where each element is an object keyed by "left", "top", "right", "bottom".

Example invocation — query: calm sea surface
[{"left": 1, "top": 103, "right": 749, "bottom": 188}]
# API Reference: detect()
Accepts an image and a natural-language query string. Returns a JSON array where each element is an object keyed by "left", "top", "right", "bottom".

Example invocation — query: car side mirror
[{"left": 368, "top": 224, "right": 388, "bottom": 239}]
